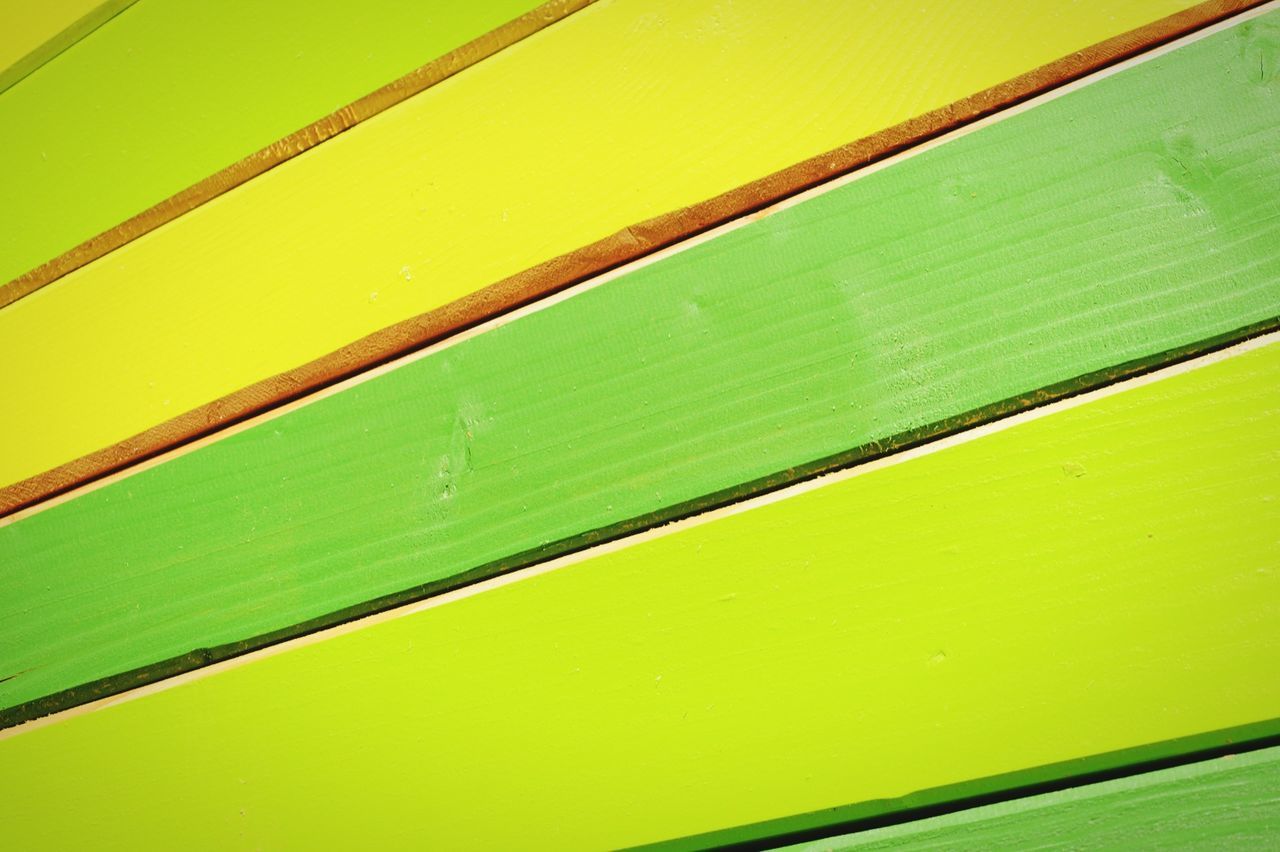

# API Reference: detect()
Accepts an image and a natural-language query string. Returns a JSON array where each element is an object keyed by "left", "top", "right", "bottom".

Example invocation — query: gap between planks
[
  {"left": 0, "top": 0, "right": 1269, "bottom": 519},
  {"left": 0, "top": 0, "right": 596, "bottom": 309},
  {"left": 639, "top": 729, "right": 1280, "bottom": 851},
  {"left": 3, "top": 327, "right": 1276, "bottom": 743}
]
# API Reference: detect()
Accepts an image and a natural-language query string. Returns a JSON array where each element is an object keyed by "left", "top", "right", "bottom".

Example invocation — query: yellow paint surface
[{"left": 0, "top": 0, "right": 1195, "bottom": 488}]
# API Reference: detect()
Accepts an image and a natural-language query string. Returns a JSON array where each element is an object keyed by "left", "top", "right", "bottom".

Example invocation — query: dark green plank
[
  {"left": 3, "top": 11, "right": 1280, "bottom": 721},
  {"left": 781, "top": 745, "right": 1280, "bottom": 851}
]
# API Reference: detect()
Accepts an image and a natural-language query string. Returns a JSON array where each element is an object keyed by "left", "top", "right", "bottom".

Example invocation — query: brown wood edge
[
  {"left": 0, "top": 0, "right": 140, "bottom": 97},
  {"left": 0, "top": 0, "right": 597, "bottom": 309},
  {"left": 0, "top": 0, "right": 1263, "bottom": 520}
]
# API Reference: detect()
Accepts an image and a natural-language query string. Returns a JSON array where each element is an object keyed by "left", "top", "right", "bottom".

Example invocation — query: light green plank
[{"left": 784, "top": 746, "right": 1280, "bottom": 851}]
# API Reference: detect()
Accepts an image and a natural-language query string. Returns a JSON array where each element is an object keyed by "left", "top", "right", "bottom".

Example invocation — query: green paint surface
[
  {"left": 0, "top": 0, "right": 543, "bottom": 285},
  {"left": 1, "top": 335, "right": 1277, "bottom": 850},
  {"left": 784, "top": 746, "right": 1280, "bottom": 850},
  {"left": 3, "top": 15, "right": 1280, "bottom": 715}
]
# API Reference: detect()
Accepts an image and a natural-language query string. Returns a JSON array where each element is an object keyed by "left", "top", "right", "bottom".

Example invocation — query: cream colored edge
[{"left": 3, "top": 324, "right": 1275, "bottom": 742}]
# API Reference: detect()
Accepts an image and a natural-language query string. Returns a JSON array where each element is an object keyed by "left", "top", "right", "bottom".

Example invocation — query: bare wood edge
[
  {"left": 0, "top": 0, "right": 139, "bottom": 96},
  {"left": 0, "top": 0, "right": 597, "bottom": 309},
  {"left": 0, "top": 0, "right": 1265, "bottom": 519}
]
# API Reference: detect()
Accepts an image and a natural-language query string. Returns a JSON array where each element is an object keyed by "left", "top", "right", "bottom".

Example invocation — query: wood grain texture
[
  {"left": 0, "top": 0, "right": 1205, "bottom": 494},
  {"left": 1, "top": 336, "right": 1277, "bottom": 850},
  {"left": 781, "top": 746, "right": 1280, "bottom": 850},
  {"left": 3, "top": 14, "right": 1279, "bottom": 720},
  {"left": 0, "top": 0, "right": 551, "bottom": 289}
]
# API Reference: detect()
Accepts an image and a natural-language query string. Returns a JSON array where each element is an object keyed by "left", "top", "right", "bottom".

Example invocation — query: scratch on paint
[{"left": 0, "top": 669, "right": 33, "bottom": 685}]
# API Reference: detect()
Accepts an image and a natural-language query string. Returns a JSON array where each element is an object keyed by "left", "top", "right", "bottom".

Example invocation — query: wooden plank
[
  {"left": 1, "top": 334, "right": 1277, "bottom": 850},
  {"left": 3, "top": 12, "right": 1279, "bottom": 720},
  {"left": 0, "top": 0, "right": 588, "bottom": 311},
  {"left": 0, "top": 0, "right": 134, "bottom": 95},
  {"left": 0, "top": 0, "right": 558, "bottom": 289},
  {"left": 776, "top": 746, "right": 1280, "bottom": 850},
  {"left": 0, "top": 0, "right": 1214, "bottom": 495}
]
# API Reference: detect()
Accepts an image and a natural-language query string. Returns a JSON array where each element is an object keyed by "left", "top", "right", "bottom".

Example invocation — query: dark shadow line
[
  {"left": 640, "top": 722, "right": 1280, "bottom": 850},
  {"left": 2, "top": 315, "right": 1275, "bottom": 731}
]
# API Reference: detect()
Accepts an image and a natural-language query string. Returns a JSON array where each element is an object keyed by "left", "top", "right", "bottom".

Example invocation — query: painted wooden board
[
  {"left": 0, "top": 0, "right": 553, "bottom": 289},
  {"left": 0, "top": 0, "right": 1207, "bottom": 494},
  {"left": 0, "top": 0, "right": 588, "bottom": 313},
  {"left": 3, "top": 12, "right": 1280, "bottom": 720},
  {"left": 0, "top": 0, "right": 132, "bottom": 94},
  {"left": 0, "top": 0, "right": 106, "bottom": 72},
  {"left": 1, "top": 334, "right": 1277, "bottom": 850},
  {"left": 779, "top": 746, "right": 1280, "bottom": 851}
]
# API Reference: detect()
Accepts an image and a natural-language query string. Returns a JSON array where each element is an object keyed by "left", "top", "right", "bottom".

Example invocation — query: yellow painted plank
[
  {"left": 0, "top": 0, "right": 1200, "bottom": 491},
  {"left": 1, "top": 333, "right": 1277, "bottom": 849},
  {"left": 4, "top": 4, "right": 1279, "bottom": 719},
  {"left": 0, "top": 0, "right": 573, "bottom": 303}
]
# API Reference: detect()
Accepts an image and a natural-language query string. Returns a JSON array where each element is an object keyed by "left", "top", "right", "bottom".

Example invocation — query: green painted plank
[
  {"left": 649, "top": 722, "right": 1280, "bottom": 851},
  {"left": 3, "top": 13, "right": 1280, "bottom": 719},
  {"left": 781, "top": 745, "right": 1280, "bottom": 851},
  {"left": 0, "top": 0, "right": 545, "bottom": 285},
  {"left": 1, "top": 335, "right": 1277, "bottom": 850}
]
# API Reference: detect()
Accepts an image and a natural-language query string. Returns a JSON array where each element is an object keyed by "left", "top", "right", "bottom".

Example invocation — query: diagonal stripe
[
  {"left": 2, "top": 323, "right": 1277, "bottom": 850},
  {"left": 0, "top": 0, "right": 583, "bottom": 296},
  {"left": 2, "top": 10, "right": 1278, "bottom": 723},
  {"left": 0, "top": 0, "right": 1232, "bottom": 501},
  {"left": 717, "top": 741, "right": 1280, "bottom": 850}
]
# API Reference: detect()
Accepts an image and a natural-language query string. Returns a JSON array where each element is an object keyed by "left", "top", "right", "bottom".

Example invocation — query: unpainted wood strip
[
  {"left": 2, "top": 13, "right": 1278, "bottom": 721},
  {"left": 0, "top": 0, "right": 1224, "bottom": 497},
  {"left": 0, "top": 0, "right": 591, "bottom": 308},
  {"left": 1, "top": 334, "right": 1277, "bottom": 849}
]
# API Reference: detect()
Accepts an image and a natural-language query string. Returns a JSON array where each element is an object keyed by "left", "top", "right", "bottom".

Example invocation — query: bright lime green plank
[
  {"left": 0, "top": 0, "right": 133, "bottom": 95},
  {"left": 0, "top": 0, "right": 542, "bottom": 284},
  {"left": 1, "top": 338, "right": 1277, "bottom": 850},
  {"left": 784, "top": 747, "right": 1280, "bottom": 850},
  {"left": 3, "top": 13, "right": 1280, "bottom": 718}
]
